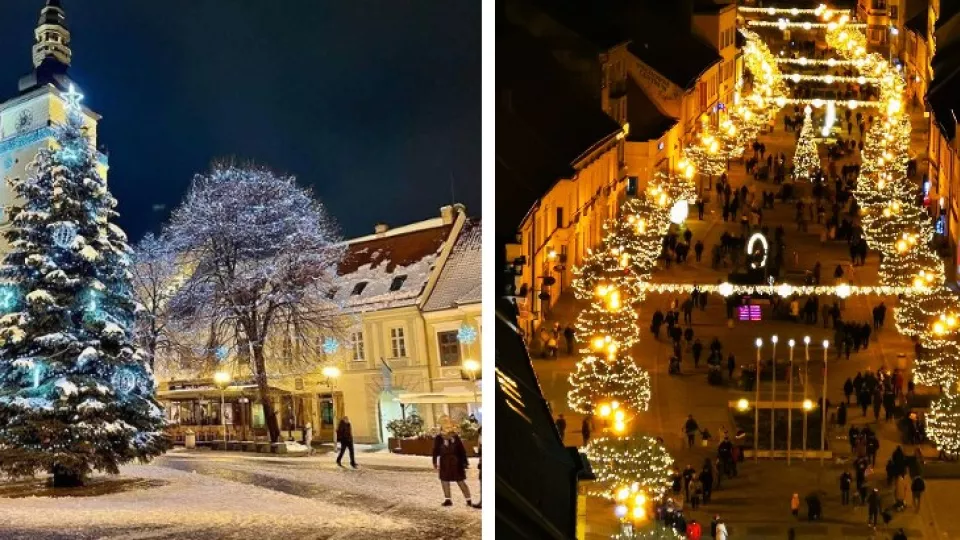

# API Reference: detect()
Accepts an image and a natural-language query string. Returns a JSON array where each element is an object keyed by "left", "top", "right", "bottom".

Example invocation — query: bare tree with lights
[{"left": 164, "top": 163, "right": 344, "bottom": 443}]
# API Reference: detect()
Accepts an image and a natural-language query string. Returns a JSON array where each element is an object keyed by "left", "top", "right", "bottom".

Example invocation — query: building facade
[
  {"left": 0, "top": 1, "right": 108, "bottom": 250},
  {"left": 155, "top": 206, "right": 483, "bottom": 445}
]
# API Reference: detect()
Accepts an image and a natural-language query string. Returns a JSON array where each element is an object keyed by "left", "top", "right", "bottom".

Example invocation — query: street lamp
[
  {"left": 754, "top": 338, "right": 762, "bottom": 462},
  {"left": 770, "top": 335, "right": 778, "bottom": 458},
  {"left": 821, "top": 340, "right": 829, "bottom": 465},
  {"left": 463, "top": 358, "right": 481, "bottom": 405},
  {"left": 321, "top": 365, "right": 341, "bottom": 446},
  {"left": 889, "top": 26, "right": 899, "bottom": 63},
  {"left": 213, "top": 371, "right": 231, "bottom": 445},
  {"left": 803, "top": 336, "right": 810, "bottom": 461},
  {"left": 238, "top": 396, "right": 249, "bottom": 442},
  {"left": 787, "top": 339, "right": 795, "bottom": 465}
]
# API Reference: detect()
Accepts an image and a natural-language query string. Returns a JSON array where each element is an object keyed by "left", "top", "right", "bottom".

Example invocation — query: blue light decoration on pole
[
  {"left": 457, "top": 323, "right": 478, "bottom": 345},
  {"left": 322, "top": 337, "right": 340, "bottom": 355}
]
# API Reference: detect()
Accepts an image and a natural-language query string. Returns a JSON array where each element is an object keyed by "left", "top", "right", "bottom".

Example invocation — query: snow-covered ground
[{"left": 0, "top": 449, "right": 482, "bottom": 539}]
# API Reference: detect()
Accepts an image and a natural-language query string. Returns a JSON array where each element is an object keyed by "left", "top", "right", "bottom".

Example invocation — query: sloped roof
[
  {"left": 905, "top": 8, "right": 928, "bottom": 35},
  {"left": 526, "top": 0, "right": 721, "bottom": 90},
  {"left": 423, "top": 220, "right": 481, "bottom": 311},
  {"left": 624, "top": 77, "right": 678, "bottom": 142},
  {"left": 332, "top": 223, "right": 452, "bottom": 311}
]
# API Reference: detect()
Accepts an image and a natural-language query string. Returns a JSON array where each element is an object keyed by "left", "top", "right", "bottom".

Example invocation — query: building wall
[
  {"left": 0, "top": 87, "right": 107, "bottom": 249},
  {"left": 904, "top": 26, "right": 929, "bottom": 106},
  {"left": 516, "top": 141, "right": 621, "bottom": 335},
  {"left": 422, "top": 305, "right": 482, "bottom": 413},
  {"left": 860, "top": 0, "right": 892, "bottom": 45},
  {"left": 693, "top": 5, "right": 738, "bottom": 108}
]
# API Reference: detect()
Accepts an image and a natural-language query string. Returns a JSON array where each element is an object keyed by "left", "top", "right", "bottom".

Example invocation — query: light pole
[
  {"left": 322, "top": 365, "right": 341, "bottom": 447},
  {"left": 238, "top": 396, "right": 249, "bottom": 442},
  {"left": 213, "top": 371, "right": 231, "bottom": 445},
  {"left": 462, "top": 358, "right": 481, "bottom": 406},
  {"left": 754, "top": 338, "right": 762, "bottom": 462},
  {"left": 803, "top": 336, "right": 810, "bottom": 461},
  {"left": 821, "top": 340, "right": 829, "bottom": 465},
  {"left": 787, "top": 339, "right": 795, "bottom": 465},
  {"left": 770, "top": 335, "right": 778, "bottom": 457},
  {"left": 889, "top": 26, "right": 899, "bottom": 64}
]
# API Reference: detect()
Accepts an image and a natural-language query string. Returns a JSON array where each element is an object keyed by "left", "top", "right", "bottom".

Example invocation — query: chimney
[
  {"left": 374, "top": 223, "right": 389, "bottom": 234},
  {"left": 440, "top": 205, "right": 457, "bottom": 225}
]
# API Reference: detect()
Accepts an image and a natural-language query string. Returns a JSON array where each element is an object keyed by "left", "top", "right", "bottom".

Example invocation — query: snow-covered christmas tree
[
  {"left": 793, "top": 107, "right": 820, "bottom": 181},
  {"left": 0, "top": 85, "right": 169, "bottom": 487}
]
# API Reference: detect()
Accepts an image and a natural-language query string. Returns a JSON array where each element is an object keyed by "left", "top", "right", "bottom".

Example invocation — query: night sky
[{"left": 0, "top": 0, "right": 480, "bottom": 242}]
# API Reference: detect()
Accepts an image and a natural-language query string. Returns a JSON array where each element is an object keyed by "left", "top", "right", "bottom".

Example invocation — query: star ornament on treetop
[{"left": 61, "top": 84, "right": 84, "bottom": 111}]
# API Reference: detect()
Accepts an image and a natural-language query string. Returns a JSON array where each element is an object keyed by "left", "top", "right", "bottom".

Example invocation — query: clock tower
[{"left": 0, "top": 0, "right": 107, "bottom": 241}]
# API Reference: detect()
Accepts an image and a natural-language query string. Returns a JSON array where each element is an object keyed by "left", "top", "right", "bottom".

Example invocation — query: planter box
[
  {"left": 256, "top": 442, "right": 272, "bottom": 453},
  {"left": 388, "top": 437, "right": 480, "bottom": 457}
]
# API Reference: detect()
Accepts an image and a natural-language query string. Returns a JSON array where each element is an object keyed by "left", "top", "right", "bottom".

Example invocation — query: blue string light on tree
[
  {"left": 0, "top": 284, "right": 21, "bottom": 314},
  {"left": 322, "top": 337, "right": 340, "bottom": 355},
  {"left": 457, "top": 324, "right": 478, "bottom": 345},
  {"left": 50, "top": 222, "right": 77, "bottom": 248}
]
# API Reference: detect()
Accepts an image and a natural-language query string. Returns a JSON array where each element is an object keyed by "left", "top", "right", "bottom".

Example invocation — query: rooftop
[
  {"left": 331, "top": 220, "right": 453, "bottom": 311},
  {"left": 422, "top": 220, "right": 482, "bottom": 311},
  {"left": 623, "top": 77, "right": 678, "bottom": 142}
]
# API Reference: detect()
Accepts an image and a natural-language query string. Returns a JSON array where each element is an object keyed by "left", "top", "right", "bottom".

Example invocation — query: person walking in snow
[
  {"left": 432, "top": 429, "right": 473, "bottom": 507},
  {"left": 335, "top": 416, "right": 358, "bottom": 468}
]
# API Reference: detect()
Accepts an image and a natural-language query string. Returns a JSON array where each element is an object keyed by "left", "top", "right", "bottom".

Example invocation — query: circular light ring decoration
[
  {"left": 111, "top": 368, "right": 140, "bottom": 396},
  {"left": 746, "top": 233, "right": 769, "bottom": 269},
  {"left": 457, "top": 323, "right": 478, "bottom": 345},
  {"left": 586, "top": 435, "right": 674, "bottom": 501},
  {"left": 51, "top": 222, "right": 77, "bottom": 249},
  {"left": 322, "top": 337, "right": 340, "bottom": 355}
]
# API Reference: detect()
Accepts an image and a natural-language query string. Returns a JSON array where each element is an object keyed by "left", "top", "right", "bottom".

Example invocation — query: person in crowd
[
  {"left": 432, "top": 428, "right": 473, "bottom": 507},
  {"left": 335, "top": 416, "right": 358, "bottom": 468}
]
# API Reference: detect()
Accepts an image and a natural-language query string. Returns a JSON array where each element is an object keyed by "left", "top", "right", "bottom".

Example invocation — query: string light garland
[
  {"left": 575, "top": 294, "right": 641, "bottom": 355},
  {"left": 567, "top": 355, "right": 652, "bottom": 415},
  {"left": 928, "top": 391, "right": 960, "bottom": 456},
  {"left": 611, "top": 525, "right": 685, "bottom": 540},
  {"left": 783, "top": 73, "right": 881, "bottom": 85},
  {"left": 586, "top": 435, "right": 674, "bottom": 501},
  {"left": 746, "top": 20, "right": 866, "bottom": 29},
  {"left": 775, "top": 57, "right": 861, "bottom": 67},
  {"left": 739, "top": 5, "right": 852, "bottom": 16},
  {"left": 636, "top": 282, "right": 909, "bottom": 297}
]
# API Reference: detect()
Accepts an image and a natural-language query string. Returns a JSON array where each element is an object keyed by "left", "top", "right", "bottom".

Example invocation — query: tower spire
[{"left": 33, "top": 0, "right": 72, "bottom": 69}]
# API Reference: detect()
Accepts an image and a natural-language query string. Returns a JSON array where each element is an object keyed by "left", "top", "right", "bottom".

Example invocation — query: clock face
[{"left": 15, "top": 110, "right": 34, "bottom": 133}]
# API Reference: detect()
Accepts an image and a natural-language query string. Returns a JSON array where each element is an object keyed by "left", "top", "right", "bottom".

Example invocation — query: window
[
  {"left": 390, "top": 327, "right": 406, "bottom": 358},
  {"left": 556, "top": 207, "right": 564, "bottom": 230},
  {"left": 438, "top": 330, "right": 461, "bottom": 367},
  {"left": 350, "top": 331, "right": 365, "bottom": 361},
  {"left": 890, "top": 6, "right": 898, "bottom": 19},
  {"left": 326, "top": 287, "right": 338, "bottom": 300},
  {"left": 626, "top": 176, "right": 638, "bottom": 196},
  {"left": 389, "top": 275, "right": 407, "bottom": 291},
  {"left": 352, "top": 282, "right": 367, "bottom": 296}
]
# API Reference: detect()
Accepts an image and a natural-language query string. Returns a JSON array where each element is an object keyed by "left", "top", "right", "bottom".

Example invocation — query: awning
[
  {"left": 396, "top": 391, "right": 479, "bottom": 405},
  {"left": 158, "top": 384, "right": 290, "bottom": 400}
]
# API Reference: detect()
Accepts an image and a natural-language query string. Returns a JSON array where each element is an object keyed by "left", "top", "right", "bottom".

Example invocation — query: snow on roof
[
  {"left": 422, "top": 220, "right": 481, "bottom": 312},
  {"left": 332, "top": 223, "right": 453, "bottom": 311}
]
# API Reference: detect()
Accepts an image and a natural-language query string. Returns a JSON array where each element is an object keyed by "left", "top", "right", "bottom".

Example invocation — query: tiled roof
[
  {"left": 423, "top": 220, "right": 482, "bottom": 311},
  {"left": 332, "top": 223, "right": 453, "bottom": 311},
  {"left": 624, "top": 77, "right": 678, "bottom": 142}
]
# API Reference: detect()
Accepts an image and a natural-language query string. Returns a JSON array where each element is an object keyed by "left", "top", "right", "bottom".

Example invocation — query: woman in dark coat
[{"left": 432, "top": 430, "right": 472, "bottom": 507}]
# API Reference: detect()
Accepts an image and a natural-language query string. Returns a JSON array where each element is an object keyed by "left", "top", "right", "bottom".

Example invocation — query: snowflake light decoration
[
  {"left": 215, "top": 345, "right": 229, "bottom": 362},
  {"left": 457, "top": 324, "right": 478, "bottom": 345},
  {"left": 322, "top": 337, "right": 340, "bottom": 355}
]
